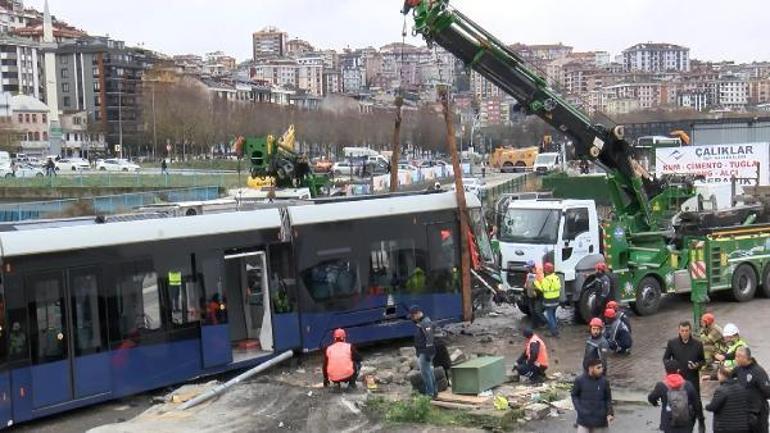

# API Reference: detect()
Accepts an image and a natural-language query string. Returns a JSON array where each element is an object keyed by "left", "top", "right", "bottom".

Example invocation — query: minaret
[{"left": 43, "top": 0, "right": 62, "bottom": 154}]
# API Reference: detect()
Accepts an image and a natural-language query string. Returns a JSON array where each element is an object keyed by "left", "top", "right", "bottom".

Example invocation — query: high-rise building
[
  {"left": 286, "top": 38, "right": 314, "bottom": 57},
  {"left": 0, "top": 34, "right": 45, "bottom": 98},
  {"left": 622, "top": 43, "right": 690, "bottom": 73},
  {"left": 252, "top": 26, "right": 287, "bottom": 60}
]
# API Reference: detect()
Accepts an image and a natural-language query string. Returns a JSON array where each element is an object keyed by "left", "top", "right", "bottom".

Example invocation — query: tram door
[
  {"left": 26, "top": 268, "right": 110, "bottom": 410},
  {"left": 224, "top": 251, "right": 274, "bottom": 363}
]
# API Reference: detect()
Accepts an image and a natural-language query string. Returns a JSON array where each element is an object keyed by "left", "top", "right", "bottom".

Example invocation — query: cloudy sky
[{"left": 28, "top": 0, "right": 768, "bottom": 63}]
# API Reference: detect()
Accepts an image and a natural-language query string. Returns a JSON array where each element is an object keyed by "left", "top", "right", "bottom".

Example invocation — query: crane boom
[{"left": 404, "top": 0, "right": 657, "bottom": 228}]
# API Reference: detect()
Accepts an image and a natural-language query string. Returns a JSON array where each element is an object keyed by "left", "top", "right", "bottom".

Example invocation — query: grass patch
[{"left": 365, "top": 395, "right": 523, "bottom": 432}]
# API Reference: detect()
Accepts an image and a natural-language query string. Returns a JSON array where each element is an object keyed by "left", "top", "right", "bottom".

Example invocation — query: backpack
[{"left": 667, "top": 387, "right": 691, "bottom": 428}]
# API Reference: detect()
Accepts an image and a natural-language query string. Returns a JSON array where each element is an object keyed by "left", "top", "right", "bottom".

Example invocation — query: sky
[{"left": 26, "top": 0, "right": 769, "bottom": 64}]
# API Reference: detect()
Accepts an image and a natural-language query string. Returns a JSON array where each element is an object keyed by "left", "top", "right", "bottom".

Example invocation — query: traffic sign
[{"left": 114, "top": 145, "right": 122, "bottom": 152}]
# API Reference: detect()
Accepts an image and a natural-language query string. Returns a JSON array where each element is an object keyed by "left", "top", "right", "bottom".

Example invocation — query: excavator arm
[{"left": 404, "top": 0, "right": 656, "bottom": 228}]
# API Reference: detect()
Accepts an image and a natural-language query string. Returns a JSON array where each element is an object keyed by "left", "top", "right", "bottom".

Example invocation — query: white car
[
  {"left": 332, "top": 161, "right": 354, "bottom": 176},
  {"left": 397, "top": 163, "right": 419, "bottom": 172},
  {"left": 97, "top": 158, "right": 141, "bottom": 172},
  {"left": 1, "top": 164, "right": 45, "bottom": 178},
  {"left": 56, "top": 158, "right": 91, "bottom": 172}
]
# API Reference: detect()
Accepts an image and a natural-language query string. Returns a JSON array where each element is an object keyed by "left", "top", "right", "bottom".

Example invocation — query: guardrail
[
  {"left": 0, "top": 186, "right": 221, "bottom": 222},
  {"left": 0, "top": 172, "right": 241, "bottom": 188}
]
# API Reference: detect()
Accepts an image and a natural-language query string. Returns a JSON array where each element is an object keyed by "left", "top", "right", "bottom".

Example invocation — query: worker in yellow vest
[
  {"left": 535, "top": 262, "right": 561, "bottom": 337},
  {"left": 714, "top": 323, "right": 747, "bottom": 370}
]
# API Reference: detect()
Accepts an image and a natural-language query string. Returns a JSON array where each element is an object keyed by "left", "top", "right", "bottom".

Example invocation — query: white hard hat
[{"left": 723, "top": 323, "right": 739, "bottom": 337}]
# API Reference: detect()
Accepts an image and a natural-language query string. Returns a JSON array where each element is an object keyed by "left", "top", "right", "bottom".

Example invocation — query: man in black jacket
[
  {"left": 706, "top": 365, "right": 751, "bottom": 433},
  {"left": 735, "top": 347, "right": 770, "bottom": 433},
  {"left": 648, "top": 360, "right": 703, "bottom": 433},
  {"left": 571, "top": 358, "right": 613, "bottom": 432},
  {"left": 410, "top": 305, "right": 437, "bottom": 398},
  {"left": 663, "top": 321, "right": 706, "bottom": 432}
]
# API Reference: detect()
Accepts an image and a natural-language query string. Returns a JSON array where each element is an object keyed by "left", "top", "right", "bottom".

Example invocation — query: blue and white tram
[{"left": 0, "top": 191, "right": 493, "bottom": 427}]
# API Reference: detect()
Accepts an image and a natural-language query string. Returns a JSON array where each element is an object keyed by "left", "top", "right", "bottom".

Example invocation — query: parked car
[
  {"left": 418, "top": 160, "right": 448, "bottom": 168},
  {"left": 332, "top": 161, "right": 354, "bottom": 176},
  {"left": 397, "top": 163, "right": 419, "bottom": 172},
  {"left": 97, "top": 158, "right": 141, "bottom": 172},
  {"left": 313, "top": 158, "right": 333, "bottom": 173},
  {"left": 1, "top": 164, "right": 44, "bottom": 178},
  {"left": 56, "top": 158, "right": 91, "bottom": 172}
]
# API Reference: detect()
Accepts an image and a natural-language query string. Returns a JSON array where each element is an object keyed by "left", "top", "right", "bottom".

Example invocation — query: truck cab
[
  {"left": 498, "top": 197, "right": 603, "bottom": 311},
  {"left": 533, "top": 152, "right": 561, "bottom": 175}
]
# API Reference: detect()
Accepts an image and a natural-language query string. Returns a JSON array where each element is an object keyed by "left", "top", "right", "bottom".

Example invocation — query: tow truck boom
[{"left": 404, "top": 0, "right": 656, "bottom": 229}]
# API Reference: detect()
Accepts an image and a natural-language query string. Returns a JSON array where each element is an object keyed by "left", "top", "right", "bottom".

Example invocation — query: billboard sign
[{"left": 656, "top": 142, "right": 768, "bottom": 186}]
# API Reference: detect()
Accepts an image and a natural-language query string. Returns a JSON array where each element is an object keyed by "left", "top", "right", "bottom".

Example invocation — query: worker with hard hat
[
  {"left": 606, "top": 300, "right": 631, "bottom": 332},
  {"left": 514, "top": 327, "right": 549, "bottom": 383},
  {"left": 535, "top": 262, "right": 561, "bottom": 337},
  {"left": 698, "top": 313, "right": 724, "bottom": 376},
  {"left": 715, "top": 323, "right": 747, "bottom": 370},
  {"left": 524, "top": 260, "right": 546, "bottom": 329},
  {"left": 589, "top": 262, "right": 613, "bottom": 319},
  {"left": 323, "top": 328, "right": 363, "bottom": 390},
  {"left": 603, "top": 308, "right": 632, "bottom": 355},
  {"left": 584, "top": 317, "right": 610, "bottom": 372}
]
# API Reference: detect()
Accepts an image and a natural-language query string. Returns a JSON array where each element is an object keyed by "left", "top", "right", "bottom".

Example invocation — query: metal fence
[{"left": 0, "top": 186, "right": 221, "bottom": 222}]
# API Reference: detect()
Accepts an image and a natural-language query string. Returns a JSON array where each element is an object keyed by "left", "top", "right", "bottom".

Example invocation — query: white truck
[
  {"left": 532, "top": 152, "right": 561, "bottom": 175},
  {"left": 496, "top": 196, "right": 603, "bottom": 319}
]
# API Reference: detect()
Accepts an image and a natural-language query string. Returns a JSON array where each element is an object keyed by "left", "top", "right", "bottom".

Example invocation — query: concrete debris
[
  {"left": 359, "top": 365, "right": 377, "bottom": 378},
  {"left": 397, "top": 364, "right": 411, "bottom": 375},
  {"left": 296, "top": 368, "right": 306, "bottom": 374},
  {"left": 505, "top": 371, "right": 520, "bottom": 383},
  {"left": 399, "top": 347, "right": 417, "bottom": 357},
  {"left": 376, "top": 370, "right": 395, "bottom": 384},
  {"left": 450, "top": 348, "right": 467, "bottom": 364},
  {"left": 523, "top": 403, "right": 550, "bottom": 420},
  {"left": 479, "top": 336, "right": 494, "bottom": 344},
  {"left": 550, "top": 398, "right": 574, "bottom": 412}
]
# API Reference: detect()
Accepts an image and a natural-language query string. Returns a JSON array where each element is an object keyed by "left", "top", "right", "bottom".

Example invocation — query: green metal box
[{"left": 450, "top": 356, "right": 506, "bottom": 395}]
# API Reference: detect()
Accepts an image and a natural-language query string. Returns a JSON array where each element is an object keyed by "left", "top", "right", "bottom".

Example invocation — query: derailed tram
[{"left": 0, "top": 191, "right": 494, "bottom": 428}]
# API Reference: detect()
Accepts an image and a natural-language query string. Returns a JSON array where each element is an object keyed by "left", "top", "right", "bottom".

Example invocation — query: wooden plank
[
  {"left": 430, "top": 400, "right": 478, "bottom": 410},
  {"left": 436, "top": 391, "right": 491, "bottom": 405}
]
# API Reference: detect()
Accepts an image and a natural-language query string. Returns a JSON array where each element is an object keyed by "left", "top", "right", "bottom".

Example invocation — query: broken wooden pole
[
  {"left": 438, "top": 85, "right": 473, "bottom": 322},
  {"left": 390, "top": 95, "right": 404, "bottom": 193}
]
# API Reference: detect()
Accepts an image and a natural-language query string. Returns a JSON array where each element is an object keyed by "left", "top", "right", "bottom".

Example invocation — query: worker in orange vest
[
  {"left": 514, "top": 328, "right": 549, "bottom": 383},
  {"left": 323, "top": 328, "right": 362, "bottom": 390}
]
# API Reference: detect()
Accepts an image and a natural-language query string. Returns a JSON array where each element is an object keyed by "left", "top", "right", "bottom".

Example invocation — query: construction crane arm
[{"left": 404, "top": 0, "right": 657, "bottom": 227}]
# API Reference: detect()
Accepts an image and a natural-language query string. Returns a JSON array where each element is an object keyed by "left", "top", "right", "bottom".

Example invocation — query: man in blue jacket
[
  {"left": 410, "top": 305, "right": 437, "bottom": 398},
  {"left": 572, "top": 358, "right": 614, "bottom": 432}
]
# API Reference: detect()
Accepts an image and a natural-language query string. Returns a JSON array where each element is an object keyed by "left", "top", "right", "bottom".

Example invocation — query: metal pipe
[{"left": 178, "top": 350, "right": 293, "bottom": 411}]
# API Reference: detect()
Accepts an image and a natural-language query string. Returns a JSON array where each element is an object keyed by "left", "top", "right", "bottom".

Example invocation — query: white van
[{"left": 0, "top": 151, "right": 11, "bottom": 169}]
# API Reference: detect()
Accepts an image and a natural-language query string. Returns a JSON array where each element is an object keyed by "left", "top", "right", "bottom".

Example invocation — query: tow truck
[{"left": 404, "top": 0, "right": 770, "bottom": 323}]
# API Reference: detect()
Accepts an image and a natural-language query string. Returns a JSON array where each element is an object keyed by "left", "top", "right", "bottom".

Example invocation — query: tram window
[
  {"left": 427, "top": 225, "right": 460, "bottom": 293},
  {"left": 368, "top": 239, "right": 427, "bottom": 294},
  {"left": 115, "top": 263, "right": 161, "bottom": 342},
  {"left": 269, "top": 244, "right": 296, "bottom": 314},
  {"left": 167, "top": 274, "right": 203, "bottom": 327},
  {"left": 201, "top": 254, "right": 227, "bottom": 325},
  {"left": 28, "top": 274, "right": 66, "bottom": 363},
  {"left": 70, "top": 270, "right": 107, "bottom": 356},
  {"left": 301, "top": 258, "right": 360, "bottom": 301}
]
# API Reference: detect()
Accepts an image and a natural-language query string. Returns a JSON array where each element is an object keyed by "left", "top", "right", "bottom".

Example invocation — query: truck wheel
[
  {"left": 502, "top": 162, "right": 514, "bottom": 173},
  {"left": 761, "top": 265, "right": 770, "bottom": 298},
  {"left": 514, "top": 161, "right": 526, "bottom": 173},
  {"left": 731, "top": 264, "right": 757, "bottom": 302},
  {"left": 516, "top": 300, "right": 531, "bottom": 316},
  {"left": 577, "top": 287, "right": 598, "bottom": 324},
  {"left": 632, "top": 276, "right": 662, "bottom": 316}
]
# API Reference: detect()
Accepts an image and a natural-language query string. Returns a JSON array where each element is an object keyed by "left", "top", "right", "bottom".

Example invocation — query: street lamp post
[{"left": 118, "top": 79, "right": 123, "bottom": 159}]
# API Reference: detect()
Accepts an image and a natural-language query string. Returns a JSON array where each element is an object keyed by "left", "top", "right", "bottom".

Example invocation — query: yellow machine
[{"left": 489, "top": 146, "right": 539, "bottom": 173}]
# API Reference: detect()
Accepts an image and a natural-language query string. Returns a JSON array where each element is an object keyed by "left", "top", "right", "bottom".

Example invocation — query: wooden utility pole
[
  {"left": 390, "top": 96, "right": 404, "bottom": 193},
  {"left": 438, "top": 86, "right": 472, "bottom": 322}
]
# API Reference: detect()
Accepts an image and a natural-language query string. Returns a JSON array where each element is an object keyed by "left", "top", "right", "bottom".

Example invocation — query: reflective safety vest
[
  {"left": 168, "top": 271, "right": 182, "bottom": 286},
  {"left": 536, "top": 274, "right": 561, "bottom": 300},
  {"left": 326, "top": 342, "right": 355, "bottom": 382},
  {"left": 723, "top": 338, "right": 748, "bottom": 369},
  {"left": 525, "top": 335, "right": 549, "bottom": 368}
]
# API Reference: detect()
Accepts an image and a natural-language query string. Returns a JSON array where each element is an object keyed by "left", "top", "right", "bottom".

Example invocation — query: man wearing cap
[
  {"left": 590, "top": 262, "right": 613, "bottom": 319},
  {"left": 535, "top": 262, "right": 561, "bottom": 337},
  {"left": 514, "top": 328, "right": 549, "bottom": 383},
  {"left": 584, "top": 317, "right": 610, "bottom": 373},
  {"left": 410, "top": 305, "right": 437, "bottom": 398},
  {"left": 698, "top": 313, "right": 724, "bottom": 376},
  {"left": 323, "top": 328, "right": 362, "bottom": 390},
  {"left": 715, "top": 323, "right": 748, "bottom": 370},
  {"left": 603, "top": 308, "right": 632, "bottom": 355}
]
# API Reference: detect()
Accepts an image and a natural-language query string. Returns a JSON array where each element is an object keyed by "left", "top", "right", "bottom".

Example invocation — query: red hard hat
[
  {"left": 701, "top": 313, "right": 715, "bottom": 326},
  {"left": 603, "top": 308, "right": 616, "bottom": 319},
  {"left": 606, "top": 300, "right": 619, "bottom": 310},
  {"left": 589, "top": 318, "right": 604, "bottom": 328},
  {"left": 595, "top": 262, "right": 607, "bottom": 272},
  {"left": 333, "top": 328, "right": 347, "bottom": 341},
  {"left": 543, "top": 262, "right": 554, "bottom": 273}
]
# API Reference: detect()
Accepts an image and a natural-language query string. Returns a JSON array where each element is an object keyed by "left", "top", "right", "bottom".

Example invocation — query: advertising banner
[{"left": 655, "top": 142, "right": 769, "bottom": 186}]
